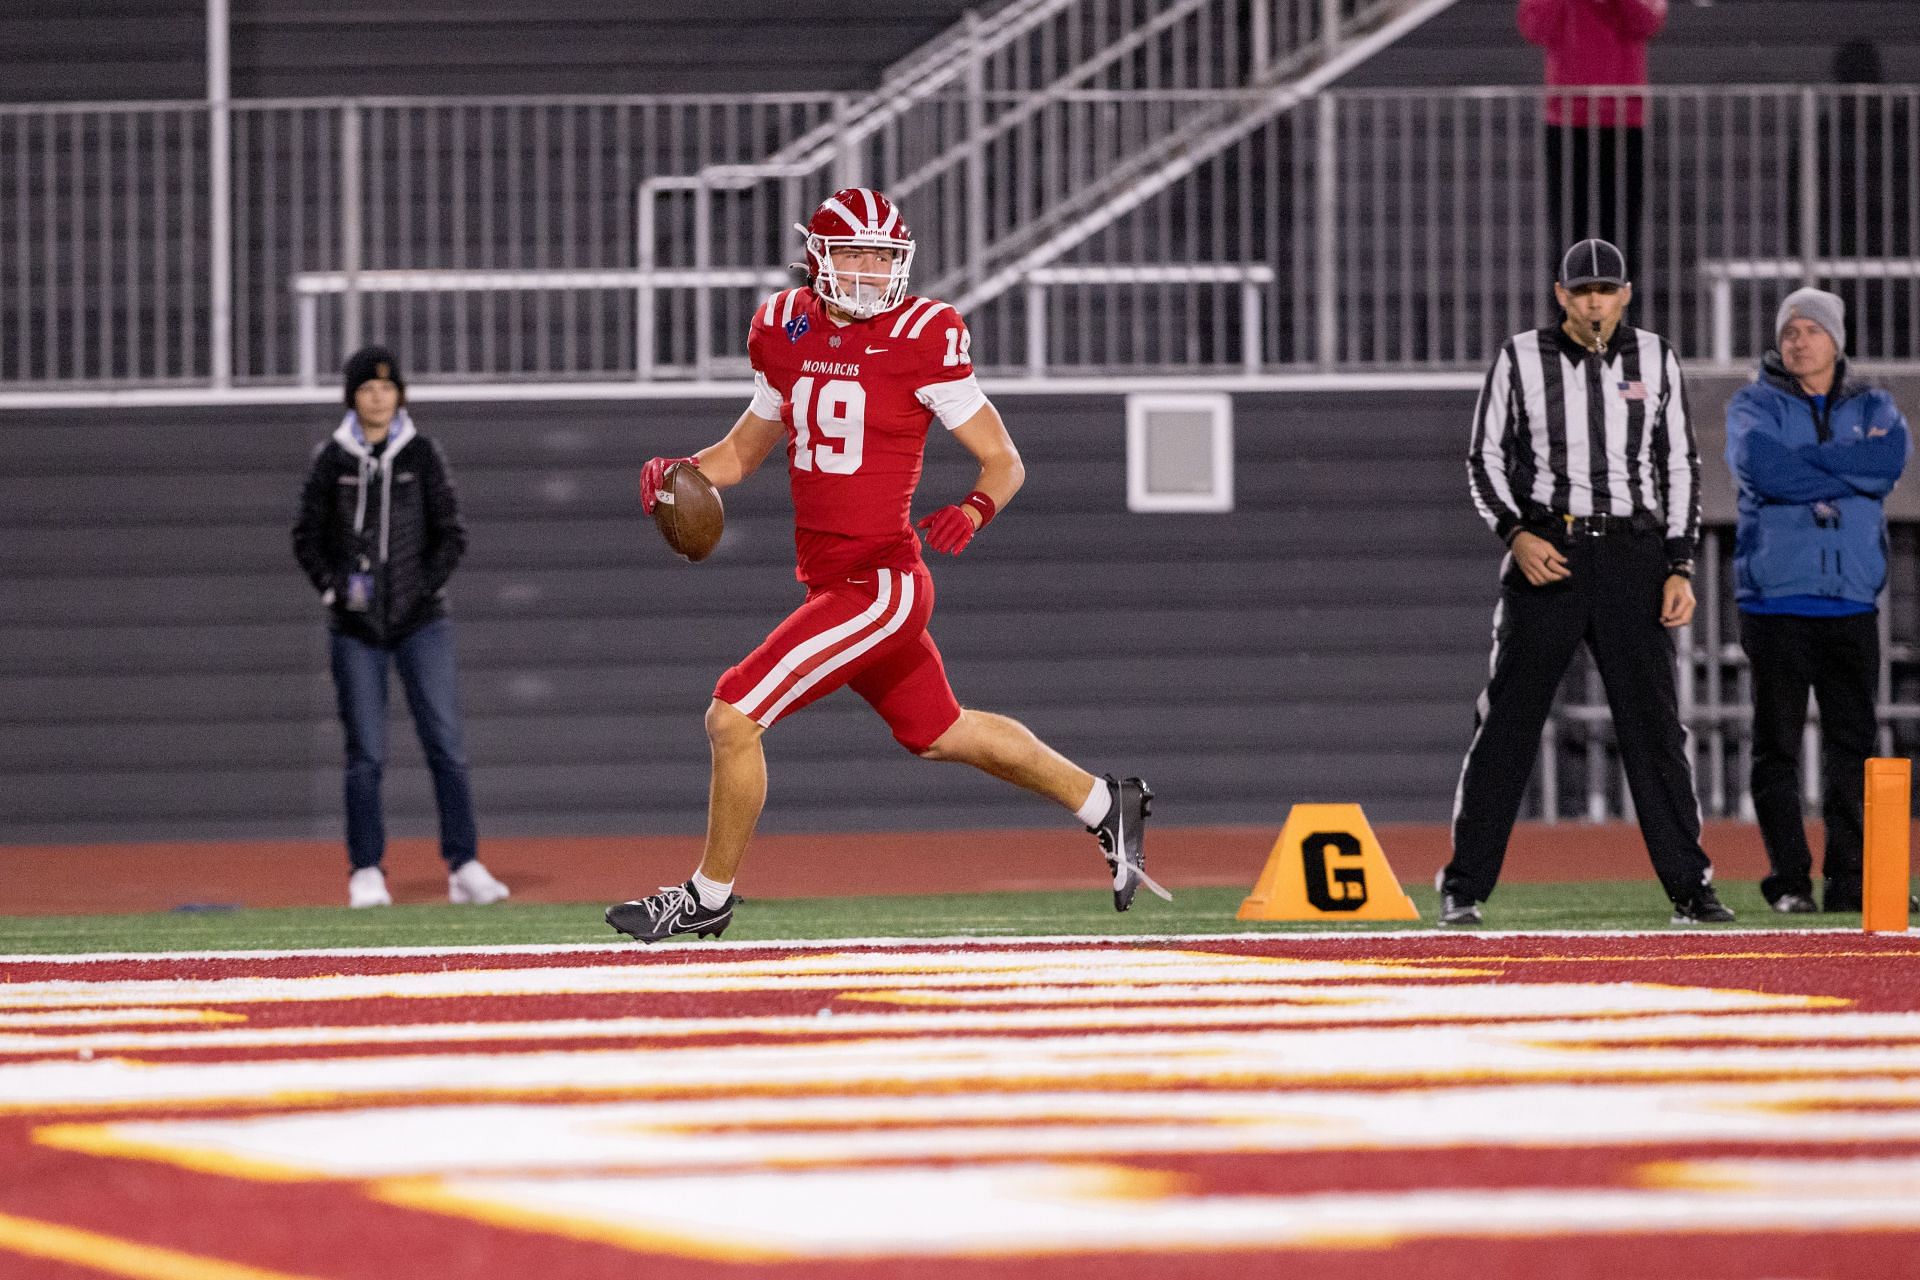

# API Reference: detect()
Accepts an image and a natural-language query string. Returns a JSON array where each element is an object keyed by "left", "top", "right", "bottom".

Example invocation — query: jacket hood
[
  {"left": 329, "top": 408, "right": 419, "bottom": 562},
  {"left": 331, "top": 409, "right": 417, "bottom": 462},
  {"left": 1758, "top": 350, "right": 1858, "bottom": 402}
]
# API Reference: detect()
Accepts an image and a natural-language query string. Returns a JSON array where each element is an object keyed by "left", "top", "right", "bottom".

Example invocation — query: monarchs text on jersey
[{"left": 747, "top": 287, "right": 988, "bottom": 584}]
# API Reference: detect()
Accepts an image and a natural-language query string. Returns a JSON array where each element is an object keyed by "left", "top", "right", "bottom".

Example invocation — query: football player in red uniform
[{"left": 607, "top": 187, "right": 1167, "bottom": 943}]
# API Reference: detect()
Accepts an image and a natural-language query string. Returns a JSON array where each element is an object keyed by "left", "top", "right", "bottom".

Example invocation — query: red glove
[
  {"left": 916, "top": 491, "right": 997, "bottom": 555},
  {"left": 638, "top": 456, "right": 697, "bottom": 515},
  {"left": 916, "top": 505, "right": 977, "bottom": 555}
]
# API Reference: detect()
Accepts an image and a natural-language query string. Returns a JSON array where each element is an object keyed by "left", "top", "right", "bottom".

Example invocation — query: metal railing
[
  {"left": 639, "top": 0, "right": 1443, "bottom": 365},
  {"left": 1539, "top": 526, "right": 1920, "bottom": 823},
  {"left": 960, "top": 83, "right": 1920, "bottom": 373},
  {"left": 0, "top": 94, "right": 838, "bottom": 387},
  {"left": 0, "top": 102, "right": 211, "bottom": 386},
  {"left": 1022, "top": 264, "right": 1276, "bottom": 374},
  {"left": 2, "top": 84, "right": 1917, "bottom": 393}
]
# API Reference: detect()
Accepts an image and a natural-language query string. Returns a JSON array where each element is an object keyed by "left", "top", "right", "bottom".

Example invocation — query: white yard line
[{"left": 0, "top": 926, "right": 1886, "bottom": 966}]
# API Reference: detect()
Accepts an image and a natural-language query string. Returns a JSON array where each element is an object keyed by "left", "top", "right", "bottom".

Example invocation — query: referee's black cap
[{"left": 1558, "top": 238, "right": 1629, "bottom": 288}]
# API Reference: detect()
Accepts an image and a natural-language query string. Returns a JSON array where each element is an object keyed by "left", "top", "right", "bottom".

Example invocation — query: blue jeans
[{"left": 329, "top": 617, "right": 478, "bottom": 872}]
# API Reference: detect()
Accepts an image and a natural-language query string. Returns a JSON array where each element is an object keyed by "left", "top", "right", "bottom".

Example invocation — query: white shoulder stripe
[
  {"left": 759, "top": 292, "right": 780, "bottom": 327},
  {"left": 907, "top": 301, "right": 952, "bottom": 340},
  {"left": 780, "top": 289, "right": 799, "bottom": 326},
  {"left": 889, "top": 298, "right": 934, "bottom": 338}
]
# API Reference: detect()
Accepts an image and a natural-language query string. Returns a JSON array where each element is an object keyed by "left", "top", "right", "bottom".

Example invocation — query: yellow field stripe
[{"left": 0, "top": 1210, "right": 329, "bottom": 1280}]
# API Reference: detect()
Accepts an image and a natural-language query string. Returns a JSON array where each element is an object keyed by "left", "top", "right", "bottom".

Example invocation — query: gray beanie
[{"left": 1775, "top": 287, "right": 1846, "bottom": 353}]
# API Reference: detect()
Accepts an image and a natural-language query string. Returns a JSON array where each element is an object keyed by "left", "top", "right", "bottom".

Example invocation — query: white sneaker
[
  {"left": 449, "top": 859, "right": 510, "bottom": 905},
  {"left": 348, "top": 867, "right": 392, "bottom": 908}
]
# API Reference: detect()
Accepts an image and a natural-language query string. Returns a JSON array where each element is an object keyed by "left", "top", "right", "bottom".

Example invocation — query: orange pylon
[{"left": 1863, "top": 757, "right": 1912, "bottom": 935}]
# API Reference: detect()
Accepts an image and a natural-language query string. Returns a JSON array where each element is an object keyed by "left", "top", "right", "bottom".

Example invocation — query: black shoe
[
  {"left": 1769, "top": 892, "right": 1818, "bottom": 915},
  {"left": 1823, "top": 881, "right": 1862, "bottom": 913},
  {"left": 1672, "top": 885, "right": 1736, "bottom": 924},
  {"left": 1438, "top": 892, "right": 1483, "bottom": 926},
  {"left": 1088, "top": 775, "right": 1170, "bottom": 911},
  {"left": 606, "top": 880, "right": 738, "bottom": 943}
]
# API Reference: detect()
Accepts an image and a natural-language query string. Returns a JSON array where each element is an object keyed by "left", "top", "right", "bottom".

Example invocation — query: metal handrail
[
  {"left": 1022, "top": 265, "right": 1276, "bottom": 374},
  {"left": 288, "top": 267, "right": 789, "bottom": 387},
  {"left": 948, "top": 0, "right": 1462, "bottom": 311}
]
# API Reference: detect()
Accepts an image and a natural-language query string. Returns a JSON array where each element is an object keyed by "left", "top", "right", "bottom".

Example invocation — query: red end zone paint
[{"left": 1, "top": 936, "right": 1918, "bottom": 1278}]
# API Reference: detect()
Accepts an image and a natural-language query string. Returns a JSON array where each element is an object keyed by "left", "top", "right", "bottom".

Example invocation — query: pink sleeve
[
  {"left": 1516, "top": 0, "right": 1569, "bottom": 47},
  {"left": 1614, "top": 0, "right": 1667, "bottom": 40}
]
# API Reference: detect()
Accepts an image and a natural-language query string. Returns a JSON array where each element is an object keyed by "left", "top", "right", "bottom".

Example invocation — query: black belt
[{"left": 1559, "top": 512, "right": 1646, "bottom": 538}]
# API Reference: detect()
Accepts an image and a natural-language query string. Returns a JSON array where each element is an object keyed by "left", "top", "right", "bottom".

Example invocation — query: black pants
[
  {"left": 1544, "top": 125, "right": 1645, "bottom": 271},
  {"left": 1739, "top": 610, "right": 1880, "bottom": 903},
  {"left": 1446, "top": 528, "right": 1711, "bottom": 904}
]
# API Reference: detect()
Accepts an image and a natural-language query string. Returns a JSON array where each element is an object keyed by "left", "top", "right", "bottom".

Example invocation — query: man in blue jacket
[{"left": 1726, "top": 288, "right": 1910, "bottom": 913}]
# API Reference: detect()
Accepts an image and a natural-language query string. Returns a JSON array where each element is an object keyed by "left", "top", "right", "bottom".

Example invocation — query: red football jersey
[{"left": 746, "top": 287, "right": 984, "bottom": 584}]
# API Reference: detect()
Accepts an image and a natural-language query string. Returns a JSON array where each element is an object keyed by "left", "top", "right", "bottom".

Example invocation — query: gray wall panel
[{"left": 0, "top": 388, "right": 1505, "bottom": 844}]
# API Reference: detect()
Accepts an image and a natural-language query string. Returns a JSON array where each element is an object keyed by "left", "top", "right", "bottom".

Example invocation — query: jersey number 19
[{"left": 790, "top": 376, "right": 866, "bottom": 475}]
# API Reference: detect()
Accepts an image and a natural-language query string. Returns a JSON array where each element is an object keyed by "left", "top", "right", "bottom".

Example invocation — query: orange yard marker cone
[
  {"left": 1238, "top": 804, "right": 1420, "bottom": 921},
  {"left": 1863, "top": 757, "right": 1912, "bottom": 935}
]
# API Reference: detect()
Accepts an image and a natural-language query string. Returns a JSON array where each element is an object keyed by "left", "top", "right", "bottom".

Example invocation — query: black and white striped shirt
[{"left": 1467, "top": 323, "right": 1700, "bottom": 563}]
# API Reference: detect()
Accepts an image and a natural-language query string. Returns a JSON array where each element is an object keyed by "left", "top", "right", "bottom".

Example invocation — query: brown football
[{"left": 652, "top": 461, "right": 724, "bottom": 562}]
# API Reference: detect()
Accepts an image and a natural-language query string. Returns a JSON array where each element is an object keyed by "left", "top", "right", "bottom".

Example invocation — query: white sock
[
  {"left": 690, "top": 870, "right": 734, "bottom": 910},
  {"left": 1074, "top": 778, "right": 1113, "bottom": 828}
]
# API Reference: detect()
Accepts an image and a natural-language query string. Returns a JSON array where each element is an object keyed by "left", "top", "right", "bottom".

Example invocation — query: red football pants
[{"left": 714, "top": 564, "right": 963, "bottom": 753}]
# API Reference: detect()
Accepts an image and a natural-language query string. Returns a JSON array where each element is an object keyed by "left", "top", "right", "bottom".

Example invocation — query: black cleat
[
  {"left": 1769, "top": 892, "right": 1818, "bottom": 915},
  {"left": 1438, "top": 892, "right": 1483, "bottom": 926},
  {"left": 1089, "top": 774, "right": 1170, "bottom": 911},
  {"left": 1671, "top": 885, "right": 1736, "bottom": 924},
  {"left": 606, "top": 880, "right": 738, "bottom": 943}
]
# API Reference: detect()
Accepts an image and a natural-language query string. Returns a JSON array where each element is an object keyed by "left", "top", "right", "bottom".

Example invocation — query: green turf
[{"left": 0, "top": 879, "right": 1901, "bottom": 955}]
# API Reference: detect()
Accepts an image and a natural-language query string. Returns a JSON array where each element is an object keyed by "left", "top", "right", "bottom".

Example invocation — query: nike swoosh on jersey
[{"left": 865, "top": 346, "right": 889, "bottom": 354}]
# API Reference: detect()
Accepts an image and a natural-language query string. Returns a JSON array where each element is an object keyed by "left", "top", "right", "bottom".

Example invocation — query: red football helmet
[{"left": 796, "top": 186, "right": 916, "bottom": 320}]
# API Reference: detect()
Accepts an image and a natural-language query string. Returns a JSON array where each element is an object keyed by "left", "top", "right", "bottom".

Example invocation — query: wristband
[
  {"left": 961, "top": 490, "right": 997, "bottom": 527},
  {"left": 1667, "top": 560, "right": 1694, "bottom": 580}
]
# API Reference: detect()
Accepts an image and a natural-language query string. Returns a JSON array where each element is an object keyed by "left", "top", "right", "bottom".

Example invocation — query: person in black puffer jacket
[{"left": 292, "top": 345, "right": 509, "bottom": 909}]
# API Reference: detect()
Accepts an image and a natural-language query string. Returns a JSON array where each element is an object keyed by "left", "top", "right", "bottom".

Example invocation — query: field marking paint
[
  {"left": 0, "top": 1009, "right": 243, "bottom": 1029},
  {"left": 0, "top": 1210, "right": 329, "bottom": 1280},
  {"left": 2, "top": 926, "right": 1907, "bottom": 966},
  {"left": 38, "top": 1081, "right": 1920, "bottom": 1182},
  {"left": 10, "top": 939, "right": 1920, "bottom": 1264},
  {"left": 37, "top": 1122, "right": 323, "bottom": 1184},
  {"left": 369, "top": 1165, "right": 1920, "bottom": 1258},
  {"left": 1641, "top": 1156, "right": 1920, "bottom": 1196},
  {"left": 370, "top": 1174, "right": 798, "bottom": 1265},
  {"left": 8, "top": 1025, "right": 1920, "bottom": 1114},
  {"left": 0, "top": 984, "right": 1852, "bottom": 1057},
  {"left": 0, "top": 951, "right": 1469, "bottom": 1009}
]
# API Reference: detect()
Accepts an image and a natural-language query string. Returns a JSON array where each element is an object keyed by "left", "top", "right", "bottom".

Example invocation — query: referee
[{"left": 1442, "top": 238, "right": 1734, "bottom": 926}]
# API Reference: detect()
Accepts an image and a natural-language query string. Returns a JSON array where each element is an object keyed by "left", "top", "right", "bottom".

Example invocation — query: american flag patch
[{"left": 1617, "top": 380, "right": 1647, "bottom": 401}]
